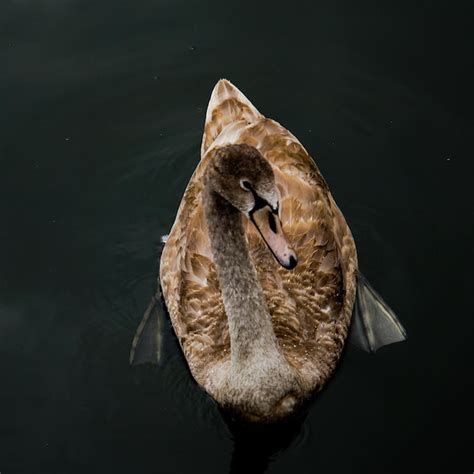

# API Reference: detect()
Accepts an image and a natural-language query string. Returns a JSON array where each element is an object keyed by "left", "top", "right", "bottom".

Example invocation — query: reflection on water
[
  {"left": 227, "top": 413, "right": 307, "bottom": 474},
  {"left": 1, "top": 0, "right": 473, "bottom": 472}
]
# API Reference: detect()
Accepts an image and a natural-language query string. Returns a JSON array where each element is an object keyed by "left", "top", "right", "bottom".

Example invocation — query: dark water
[{"left": 1, "top": 0, "right": 473, "bottom": 472}]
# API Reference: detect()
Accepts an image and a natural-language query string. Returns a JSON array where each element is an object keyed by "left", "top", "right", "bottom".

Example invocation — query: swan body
[{"left": 159, "top": 80, "right": 359, "bottom": 421}]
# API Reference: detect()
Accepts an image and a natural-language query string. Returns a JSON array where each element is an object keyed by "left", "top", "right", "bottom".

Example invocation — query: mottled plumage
[{"left": 159, "top": 80, "right": 358, "bottom": 411}]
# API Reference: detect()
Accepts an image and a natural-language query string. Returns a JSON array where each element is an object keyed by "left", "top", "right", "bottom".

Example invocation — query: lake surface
[{"left": 1, "top": 0, "right": 473, "bottom": 472}]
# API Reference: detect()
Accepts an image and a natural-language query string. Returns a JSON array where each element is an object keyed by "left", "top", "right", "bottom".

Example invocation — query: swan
[{"left": 131, "top": 79, "right": 406, "bottom": 422}]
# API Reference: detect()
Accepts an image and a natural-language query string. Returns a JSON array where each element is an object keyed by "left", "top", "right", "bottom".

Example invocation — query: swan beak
[{"left": 250, "top": 206, "right": 298, "bottom": 269}]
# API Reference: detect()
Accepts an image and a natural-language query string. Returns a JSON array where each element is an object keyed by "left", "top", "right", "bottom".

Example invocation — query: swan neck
[{"left": 203, "top": 187, "right": 281, "bottom": 367}]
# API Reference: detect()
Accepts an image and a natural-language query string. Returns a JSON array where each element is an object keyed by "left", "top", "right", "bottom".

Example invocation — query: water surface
[{"left": 1, "top": 0, "right": 473, "bottom": 472}]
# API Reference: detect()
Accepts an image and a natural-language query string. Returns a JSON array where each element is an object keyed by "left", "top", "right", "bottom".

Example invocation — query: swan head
[{"left": 205, "top": 144, "right": 297, "bottom": 269}]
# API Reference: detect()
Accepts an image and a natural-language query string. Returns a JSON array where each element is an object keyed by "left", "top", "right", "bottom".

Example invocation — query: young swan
[
  {"left": 130, "top": 80, "right": 406, "bottom": 425},
  {"left": 202, "top": 144, "right": 302, "bottom": 421}
]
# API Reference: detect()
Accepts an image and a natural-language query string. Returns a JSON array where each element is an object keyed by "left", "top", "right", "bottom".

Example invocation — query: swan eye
[{"left": 240, "top": 180, "right": 252, "bottom": 191}]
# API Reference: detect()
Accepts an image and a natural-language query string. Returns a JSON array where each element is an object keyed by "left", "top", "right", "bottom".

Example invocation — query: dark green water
[{"left": 1, "top": 0, "right": 473, "bottom": 472}]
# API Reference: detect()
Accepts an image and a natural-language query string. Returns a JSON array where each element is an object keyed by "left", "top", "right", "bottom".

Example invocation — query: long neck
[{"left": 203, "top": 187, "right": 282, "bottom": 369}]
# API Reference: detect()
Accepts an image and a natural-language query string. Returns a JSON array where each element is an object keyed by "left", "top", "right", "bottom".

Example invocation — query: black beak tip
[{"left": 283, "top": 254, "right": 297, "bottom": 270}]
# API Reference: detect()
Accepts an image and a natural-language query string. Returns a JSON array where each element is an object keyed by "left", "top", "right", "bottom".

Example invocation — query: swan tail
[
  {"left": 348, "top": 273, "right": 407, "bottom": 352},
  {"left": 201, "top": 79, "right": 262, "bottom": 157}
]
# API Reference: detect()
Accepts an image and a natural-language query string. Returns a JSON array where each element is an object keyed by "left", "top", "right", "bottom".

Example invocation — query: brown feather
[{"left": 160, "top": 79, "right": 357, "bottom": 399}]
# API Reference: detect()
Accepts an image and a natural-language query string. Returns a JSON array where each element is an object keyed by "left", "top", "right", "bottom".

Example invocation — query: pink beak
[{"left": 250, "top": 206, "right": 297, "bottom": 269}]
